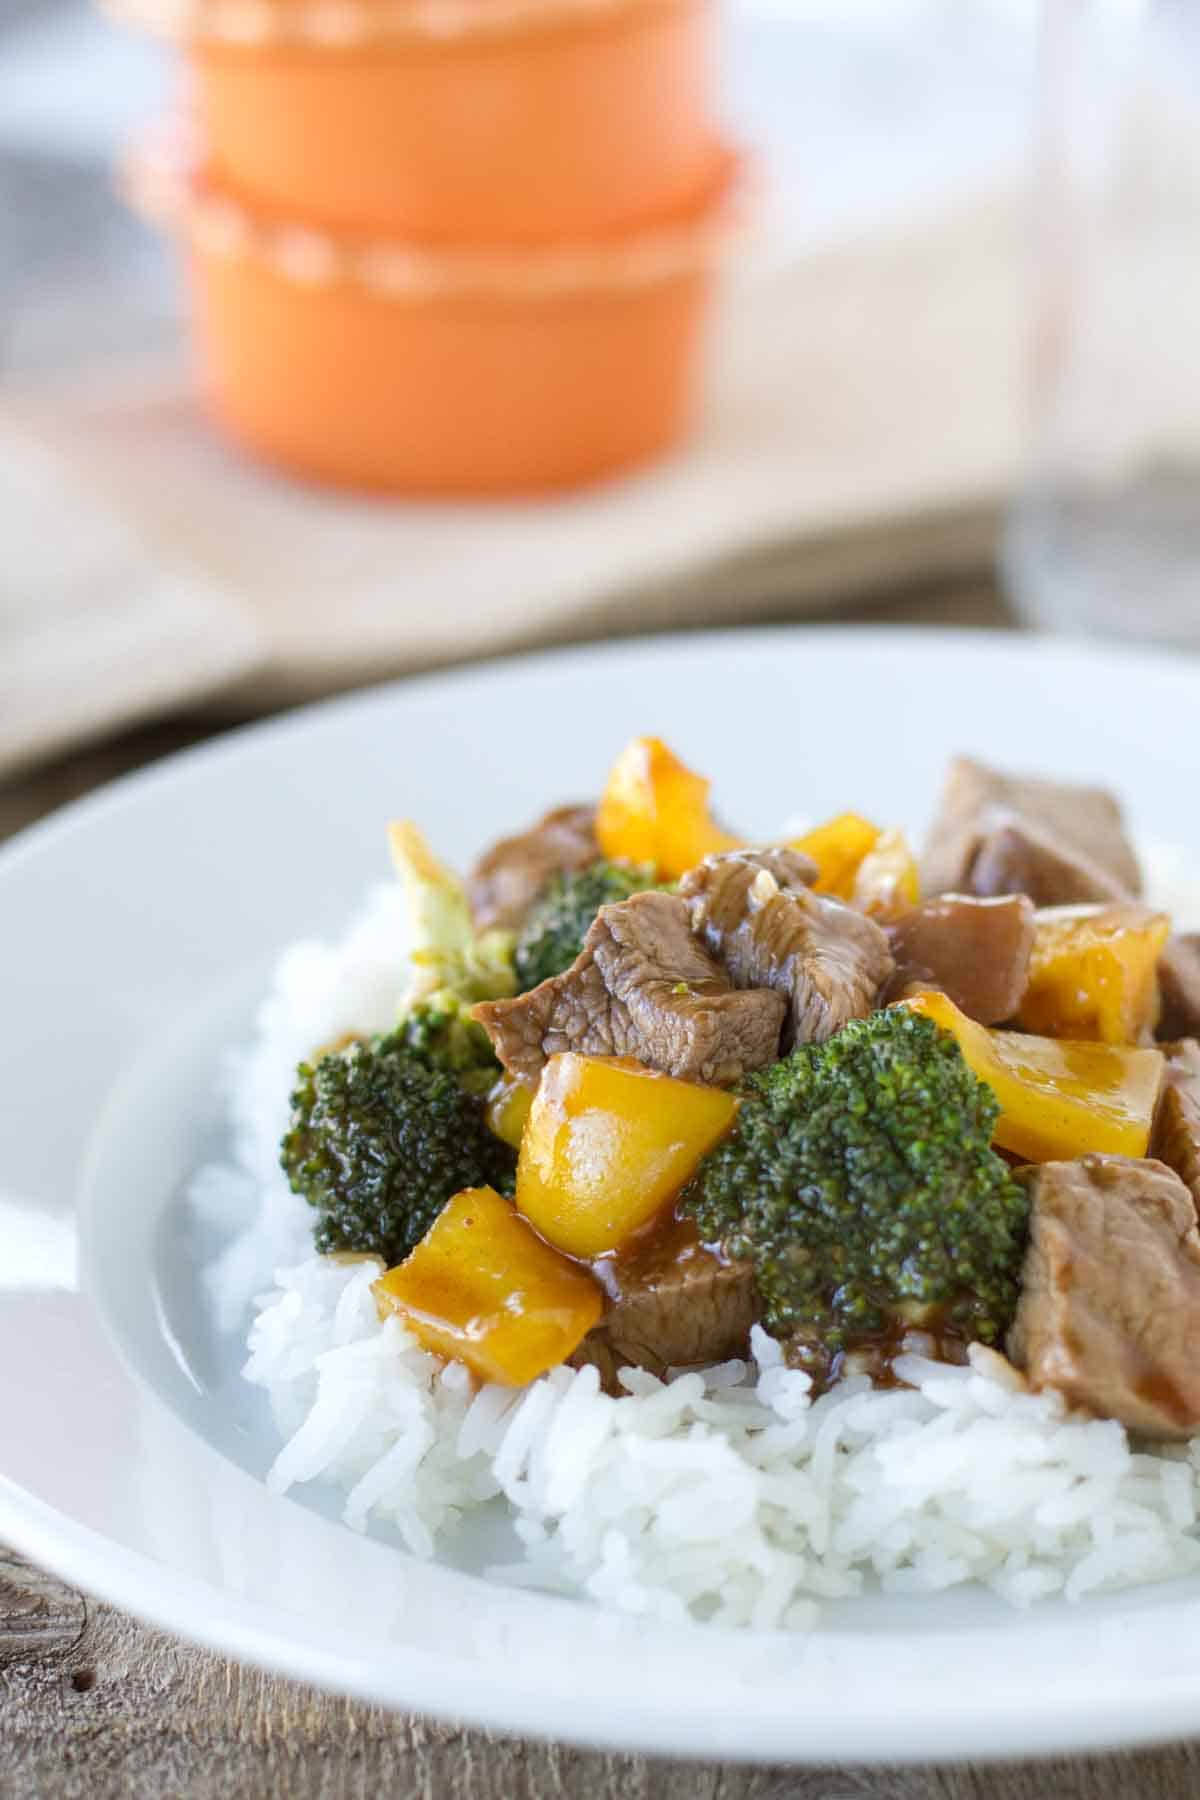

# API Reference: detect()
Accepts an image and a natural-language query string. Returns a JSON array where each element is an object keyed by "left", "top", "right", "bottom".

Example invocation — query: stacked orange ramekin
[{"left": 114, "top": 0, "right": 740, "bottom": 493}]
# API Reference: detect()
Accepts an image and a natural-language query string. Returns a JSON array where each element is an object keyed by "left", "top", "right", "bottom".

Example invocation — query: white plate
[{"left": 6, "top": 627, "right": 1200, "bottom": 1766}]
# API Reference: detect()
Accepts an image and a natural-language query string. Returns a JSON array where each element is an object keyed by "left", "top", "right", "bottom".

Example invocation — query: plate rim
[
  {"left": 9, "top": 619, "right": 1200, "bottom": 871},
  {"left": 7, "top": 1466, "right": 1200, "bottom": 1767}
]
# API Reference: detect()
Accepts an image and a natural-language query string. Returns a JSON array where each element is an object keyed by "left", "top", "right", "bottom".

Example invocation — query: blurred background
[
  {"left": 0, "top": 0, "right": 1037, "bottom": 375},
  {"left": 1, "top": 0, "right": 1196, "bottom": 813}
]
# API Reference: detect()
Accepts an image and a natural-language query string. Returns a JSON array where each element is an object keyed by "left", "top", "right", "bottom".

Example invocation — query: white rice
[
  {"left": 195, "top": 881, "right": 411, "bottom": 1331},
  {"left": 197, "top": 837, "right": 1200, "bottom": 1628}
]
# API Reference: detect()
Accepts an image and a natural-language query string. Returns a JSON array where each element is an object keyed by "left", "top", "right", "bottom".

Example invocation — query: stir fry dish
[{"left": 279, "top": 739, "right": 1200, "bottom": 1439}]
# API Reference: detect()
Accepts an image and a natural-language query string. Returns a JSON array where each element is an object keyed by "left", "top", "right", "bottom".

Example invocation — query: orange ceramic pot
[
  {"left": 129, "top": 150, "right": 737, "bottom": 495},
  {"left": 143, "top": 0, "right": 720, "bottom": 240}
]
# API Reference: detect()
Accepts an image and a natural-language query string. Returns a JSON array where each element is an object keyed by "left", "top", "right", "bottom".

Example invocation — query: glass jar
[{"left": 1003, "top": 0, "right": 1200, "bottom": 644}]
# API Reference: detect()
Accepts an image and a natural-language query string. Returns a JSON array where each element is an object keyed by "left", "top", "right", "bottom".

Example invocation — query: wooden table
[{"left": 8, "top": 585, "right": 1200, "bottom": 1797}]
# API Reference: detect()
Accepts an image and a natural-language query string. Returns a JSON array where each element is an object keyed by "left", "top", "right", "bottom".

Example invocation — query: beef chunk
[
  {"left": 473, "top": 890, "right": 787, "bottom": 1087},
  {"left": 676, "top": 847, "right": 816, "bottom": 989},
  {"left": 1157, "top": 935, "right": 1200, "bottom": 1041},
  {"left": 1153, "top": 1040, "right": 1200, "bottom": 1213},
  {"left": 572, "top": 1215, "right": 759, "bottom": 1387},
  {"left": 679, "top": 848, "right": 894, "bottom": 1047},
  {"left": 920, "top": 770, "right": 1200, "bottom": 1043},
  {"left": 970, "top": 824, "right": 1131, "bottom": 908},
  {"left": 1008, "top": 1154, "right": 1200, "bottom": 1439},
  {"left": 467, "top": 803, "right": 598, "bottom": 933},
  {"left": 922, "top": 757, "right": 1142, "bottom": 905},
  {"left": 886, "top": 893, "right": 1035, "bottom": 1024}
]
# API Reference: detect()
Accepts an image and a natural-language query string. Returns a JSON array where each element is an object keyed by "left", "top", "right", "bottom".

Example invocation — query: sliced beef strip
[
  {"left": 1157, "top": 934, "right": 1200, "bottom": 1041},
  {"left": 472, "top": 889, "right": 787, "bottom": 1087},
  {"left": 885, "top": 893, "right": 1035, "bottom": 1024},
  {"left": 1153, "top": 1039, "right": 1200, "bottom": 1214},
  {"left": 571, "top": 1215, "right": 759, "bottom": 1388},
  {"left": 921, "top": 757, "right": 1142, "bottom": 904},
  {"left": 1007, "top": 1154, "right": 1200, "bottom": 1439},
  {"left": 467, "top": 803, "right": 598, "bottom": 933},
  {"left": 678, "top": 848, "right": 894, "bottom": 1047}
]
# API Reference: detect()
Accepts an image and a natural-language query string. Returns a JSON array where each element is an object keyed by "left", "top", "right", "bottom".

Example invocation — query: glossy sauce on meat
[
  {"left": 592, "top": 1208, "right": 713, "bottom": 1304},
  {"left": 571, "top": 1204, "right": 759, "bottom": 1386}
]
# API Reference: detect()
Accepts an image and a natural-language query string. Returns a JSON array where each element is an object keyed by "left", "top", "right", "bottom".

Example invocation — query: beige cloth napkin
[
  {"left": 0, "top": 429, "right": 264, "bottom": 778},
  {"left": 0, "top": 199, "right": 1021, "bottom": 780}
]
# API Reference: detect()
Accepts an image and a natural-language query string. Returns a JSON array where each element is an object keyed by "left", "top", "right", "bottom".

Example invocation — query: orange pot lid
[
  {"left": 101, "top": 0, "right": 697, "bottom": 47},
  {"left": 124, "top": 131, "right": 747, "bottom": 304}
]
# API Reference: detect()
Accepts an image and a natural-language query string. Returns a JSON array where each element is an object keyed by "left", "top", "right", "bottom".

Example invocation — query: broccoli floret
[
  {"left": 394, "top": 996, "right": 501, "bottom": 1097},
  {"left": 514, "top": 859, "right": 661, "bottom": 991},
  {"left": 281, "top": 1029, "right": 516, "bottom": 1265},
  {"left": 682, "top": 1009, "right": 1029, "bottom": 1377}
]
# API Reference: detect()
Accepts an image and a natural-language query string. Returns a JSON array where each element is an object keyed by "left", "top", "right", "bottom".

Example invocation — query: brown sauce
[
  {"left": 837, "top": 1319, "right": 972, "bottom": 1389},
  {"left": 1131, "top": 1365, "right": 1191, "bottom": 1428},
  {"left": 594, "top": 1206, "right": 978, "bottom": 1395},
  {"left": 792, "top": 1308, "right": 974, "bottom": 1393},
  {"left": 591, "top": 1208, "right": 715, "bottom": 1305}
]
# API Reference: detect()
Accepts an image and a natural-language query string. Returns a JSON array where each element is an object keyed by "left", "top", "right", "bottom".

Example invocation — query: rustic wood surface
[{"left": 15, "top": 580, "right": 1200, "bottom": 1798}]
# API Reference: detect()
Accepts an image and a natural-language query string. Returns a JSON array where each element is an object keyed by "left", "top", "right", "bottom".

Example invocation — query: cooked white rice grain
[{"left": 239, "top": 1259, "right": 1200, "bottom": 1627}]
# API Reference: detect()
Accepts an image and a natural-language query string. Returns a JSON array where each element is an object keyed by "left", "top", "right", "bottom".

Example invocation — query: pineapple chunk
[
  {"left": 374, "top": 1186, "right": 602, "bottom": 1387},
  {"left": 791, "top": 813, "right": 880, "bottom": 900},
  {"left": 517, "top": 1052, "right": 739, "bottom": 1257},
  {"left": 485, "top": 1071, "right": 534, "bottom": 1150},
  {"left": 595, "top": 737, "right": 741, "bottom": 880},
  {"left": 899, "top": 988, "right": 1164, "bottom": 1162},
  {"left": 1016, "top": 903, "right": 1170, "bottom": 1044},
  {"left": 851, "top": 827, "right": 920, "bottom": 921}
]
